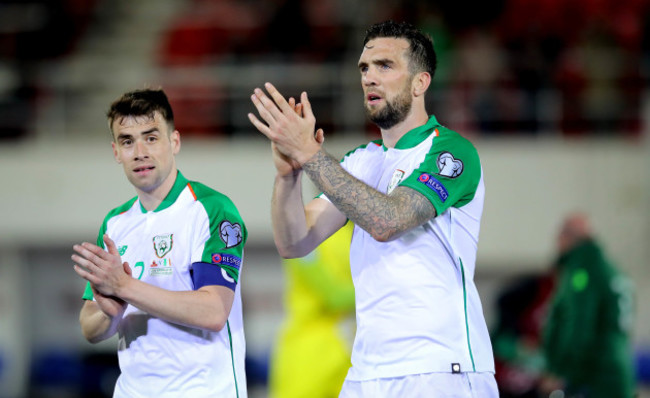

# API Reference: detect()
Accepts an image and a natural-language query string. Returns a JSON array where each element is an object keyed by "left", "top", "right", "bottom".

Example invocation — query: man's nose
[
  {"left": 362, "top": 69, "right": 378, "bottom": 86},
  {"left": 134, "top": 139, "right": 148, "bottom": 159}
]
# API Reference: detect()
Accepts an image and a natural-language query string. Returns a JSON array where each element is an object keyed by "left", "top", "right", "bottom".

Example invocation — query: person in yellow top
[{"left": 270, "top": 221, "right": 355, "bottom": 398}]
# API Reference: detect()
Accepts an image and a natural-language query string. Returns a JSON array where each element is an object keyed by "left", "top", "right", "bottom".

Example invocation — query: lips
[
  {"left": 367, "top": 92, "right": 383, "bottom": 105},
  {"left": 133, "top": 165, "right": 155, "bottom": 173}
]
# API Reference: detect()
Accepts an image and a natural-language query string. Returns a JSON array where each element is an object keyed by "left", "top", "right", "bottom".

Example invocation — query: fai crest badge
[
  {"left": 387, "top": 169, "right": 405, "bottom": 194},
  {"left": 220, "top": 221, "right": 243, "bottom": 248},
  {"left": 153, "top": 234, "right": 173, "bottom": 258},
  {"left": 436, "top": 152, "right": 463, "bottom": 178}
]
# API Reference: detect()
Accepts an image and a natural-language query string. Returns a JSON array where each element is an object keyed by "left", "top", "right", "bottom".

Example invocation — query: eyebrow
[
  {"left": 358, "top": 58, "right": 394, "bottom": 69},
  {"left": 116, "top": 127, "right": 159, "bottom": 141}
]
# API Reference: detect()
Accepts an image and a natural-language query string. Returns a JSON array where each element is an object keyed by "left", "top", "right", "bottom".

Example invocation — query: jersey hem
[{"left": 345, "top": 364, "right": 496, "bottom": 381}]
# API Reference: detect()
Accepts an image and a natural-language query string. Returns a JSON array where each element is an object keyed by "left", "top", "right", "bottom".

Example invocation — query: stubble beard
[{"left": 365, "top": 84, "right": 413, "bottom": 130}]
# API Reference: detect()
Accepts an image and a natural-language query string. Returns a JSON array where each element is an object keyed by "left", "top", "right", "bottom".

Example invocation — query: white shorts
[{"left": 339, "top": 372, "right": 499, "bottom": 398}]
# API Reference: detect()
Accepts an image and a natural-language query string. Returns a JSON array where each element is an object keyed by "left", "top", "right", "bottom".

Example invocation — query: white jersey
[
  {"left": 325, "top": 116, "right": 494, "bottom": 381},
  {"left": 82, "top": 171, "right": 247, "bottom": 397}
]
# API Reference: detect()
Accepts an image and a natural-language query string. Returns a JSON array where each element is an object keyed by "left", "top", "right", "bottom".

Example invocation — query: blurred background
[{"left": 0, "top": 0, "right": 648, "bottom": 397}]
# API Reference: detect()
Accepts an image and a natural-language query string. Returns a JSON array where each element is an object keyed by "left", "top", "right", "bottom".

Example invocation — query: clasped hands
[
  {"left": 248, "top": 83, "right": 324, "bottom": 173},
  {"left": 73, "top": 234, "right": 132, "bottom": 316}
]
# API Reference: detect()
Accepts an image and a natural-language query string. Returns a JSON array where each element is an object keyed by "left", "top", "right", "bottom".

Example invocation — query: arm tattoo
[{"left": 302, "top": 150, "right": 436, "bottom": 241}]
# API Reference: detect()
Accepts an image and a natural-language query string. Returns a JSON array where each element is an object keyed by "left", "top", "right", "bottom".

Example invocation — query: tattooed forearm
[{"left": 302, "top": 150, "right": 436, "bottom": 241}]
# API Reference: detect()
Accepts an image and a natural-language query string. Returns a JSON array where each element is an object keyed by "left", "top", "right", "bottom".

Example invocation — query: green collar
[
  {"left": 139, "top": 170, "right": 189, "bottom": 213},
  {"left": 389, "top": 115, "right": 441, "bottom": 150}
]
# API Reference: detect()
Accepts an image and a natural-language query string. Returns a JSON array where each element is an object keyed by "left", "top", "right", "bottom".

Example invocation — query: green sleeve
[
  {"left": 192, "top": 182, "right": 247, "bottom": 283},
  {"left": 400, "top": 129, "right": 481, "bottom": 215}
]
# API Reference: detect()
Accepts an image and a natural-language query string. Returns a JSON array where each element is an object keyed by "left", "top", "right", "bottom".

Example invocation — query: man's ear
[
  {"left": 112, "top": 141, "right": 121, "bottom": 163},
  {"left": 412, "top": 71, "right": 431, "bottom": 97},
  {"left": 170, "top": 130, "right": 181, "bottom": 155}
]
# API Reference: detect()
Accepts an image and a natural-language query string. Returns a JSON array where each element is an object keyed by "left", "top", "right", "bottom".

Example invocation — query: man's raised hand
[
  {"left": 248, "top": 83, "right": 322, "bottom": 166},
  {"left": 72, "top": 234, "right": 132, "bottom": 298}
]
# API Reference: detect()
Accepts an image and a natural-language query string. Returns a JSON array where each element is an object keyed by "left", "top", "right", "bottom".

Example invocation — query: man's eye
[{"left": 122, "top": 139, "right": 132, "bottom": 146}]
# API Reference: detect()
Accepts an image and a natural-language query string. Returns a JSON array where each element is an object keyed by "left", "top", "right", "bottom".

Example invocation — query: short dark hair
[
  {"left": 363, "top": 20, "right": 437, "bottom": 78},
  {"left": 106, "top": 89, "right": 174, "bottom": 136}
]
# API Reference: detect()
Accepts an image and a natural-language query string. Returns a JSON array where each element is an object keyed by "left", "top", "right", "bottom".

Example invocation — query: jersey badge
[
  {"left": 153, "top": 234, "right": 173, "bottom": 258},
  {"left": 149, "top": 258, "right": 173, "bottom": 276},
  {"left": 220, "top": 221, "right": 243, "bottom": 248},
  {"left": 418, "top": 173, "right": 449, "bottom": 202},
  {"left": 436, "top": 152, "right": 463, "bottom": 178},
  {"left": 150, "top": 258, "right": 171, "bottom": 267},
  {"left": 211, "top": 253, "right": 242, "bottom": 271},
  {"left": 387, "top": 169, "right": 405, "bottom": 194}
]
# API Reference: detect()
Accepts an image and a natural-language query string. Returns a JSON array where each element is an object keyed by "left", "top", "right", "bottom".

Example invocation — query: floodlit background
[{"left": 0, "top": 0, "right": 648, "bottom": 397}]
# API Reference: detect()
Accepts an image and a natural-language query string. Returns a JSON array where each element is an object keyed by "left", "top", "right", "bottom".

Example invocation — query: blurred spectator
[
  {"left": 153, "top": 0, "right": 650, "bottom": 138},
  {"left": 165, "top": 77, "right": 227, "bottom": 136},
  {"left": 495, "top": 0, "right": 647, "bottom": 137},
  {"left": 541, "top": 213, "right": 636, "bottom": 398},
  {"left": 554, "top": 22, "right": 641, "bottom": 137},
  {"left": 0, "top": 0, "right": 98, "bottom": 139},
  {"left": 158, "top": 0, "right": 268, "bottom": 66},
  {"left": 159, "top": 0, "right": 346, "bottom": 65},
  {"left": 266, "top": 0, "right": 312, "bottom": 58},
  {"left": 269, "top": 222, "right": 355, "bottom": 398},
  {"left": 449, "top": 27, "right": 518, "bottom": 135},
  {"left": 491, "top": 272, "right": 554, "bottom": 398}
]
